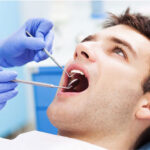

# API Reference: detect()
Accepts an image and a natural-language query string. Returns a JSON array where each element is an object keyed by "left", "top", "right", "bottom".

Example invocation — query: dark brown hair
[{"left": 103, "top": 8, "right": 150, "bottom": 149}]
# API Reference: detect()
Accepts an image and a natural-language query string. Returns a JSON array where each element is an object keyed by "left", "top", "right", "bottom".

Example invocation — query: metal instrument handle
[{"left": 13, "top": 79, "right": 69, "bottom": 89}]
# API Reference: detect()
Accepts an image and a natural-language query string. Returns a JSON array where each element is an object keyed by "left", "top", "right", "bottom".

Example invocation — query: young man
[
  {"left": 0, "top": 9, "right": 150, "bottom": 150},
  {"left": 47, "top": 8, "right": 150, "bottom": 150}
]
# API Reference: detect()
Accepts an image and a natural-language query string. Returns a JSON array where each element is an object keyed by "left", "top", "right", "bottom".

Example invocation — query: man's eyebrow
[
  {"left": 110, "top": 36, "right": 137, "bottom": 57},
  {"left": 81, "top": 35, "right": 97, "bottom": 42}
]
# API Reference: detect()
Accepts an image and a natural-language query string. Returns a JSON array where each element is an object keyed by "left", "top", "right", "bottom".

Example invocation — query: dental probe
[
  {"left": 13, "top": 79, "right": 71, "bottom": 89},
  {"left": 25, "top": 31, "right": 71, "bottom": 78}
]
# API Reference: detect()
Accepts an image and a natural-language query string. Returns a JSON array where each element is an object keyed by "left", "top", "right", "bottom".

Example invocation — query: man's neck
[{"left": 58, "top": 129, "right": 138, "bottom": 150}]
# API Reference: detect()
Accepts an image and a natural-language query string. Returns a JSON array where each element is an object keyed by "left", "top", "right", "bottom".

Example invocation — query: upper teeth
[{"left": 70, "top": 69, "right": 84, "bottom": 75}]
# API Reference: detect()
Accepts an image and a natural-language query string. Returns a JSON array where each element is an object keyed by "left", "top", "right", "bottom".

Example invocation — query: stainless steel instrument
[{"left": 13, "top": 79, "right": 71, "bottom": 89}]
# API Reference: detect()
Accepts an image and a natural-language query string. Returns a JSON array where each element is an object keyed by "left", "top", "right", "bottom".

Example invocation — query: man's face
[{"left": 47, "top": 25, "right": 150, "bottom": 135}]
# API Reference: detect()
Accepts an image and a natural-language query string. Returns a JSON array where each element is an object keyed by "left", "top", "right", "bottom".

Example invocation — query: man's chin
[
  {"left": 47, "top": 102, "right": 75, "bottom": 128},
  {"left": 46, "top": 98, "right": 88, "bottom": 131},
  {"left": 47, "top": 106, "right": 74, "bottom": 132}
]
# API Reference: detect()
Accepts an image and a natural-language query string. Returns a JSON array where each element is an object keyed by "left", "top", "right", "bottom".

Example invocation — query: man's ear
[{"left": 135, "top": 93, "right": 150, "bottom": 120}]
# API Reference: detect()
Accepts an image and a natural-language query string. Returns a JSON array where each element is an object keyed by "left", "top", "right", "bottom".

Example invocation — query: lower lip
[{"left": 57, "top": 91, "right": 81, "bottom": 98}]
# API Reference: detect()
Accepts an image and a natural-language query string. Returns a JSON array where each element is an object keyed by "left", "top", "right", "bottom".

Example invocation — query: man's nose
[{"left": 74, "top": 43, "right": 96, "bottom": 62}]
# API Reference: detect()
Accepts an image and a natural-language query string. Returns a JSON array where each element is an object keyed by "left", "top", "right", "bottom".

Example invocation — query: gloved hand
[
  {"left": 0, "top": 18, "right": 54, "bottom": 67},
  {"left": 0, "top": 67, "right": 18, "bottom": 110}
]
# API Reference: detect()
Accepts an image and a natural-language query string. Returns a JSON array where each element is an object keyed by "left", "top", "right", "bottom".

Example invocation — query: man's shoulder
[
  {"left": 15, "top": 130, "right": 106, "bottom": 150},
  {"left": 14, "top": 130, "right": 59, "bottom": 144},
  {"left": 0, "top": 131, "right": 106, "bottom": 150},
  {"left": 15, "top": 130, "right": 55, "bottom": 140}
]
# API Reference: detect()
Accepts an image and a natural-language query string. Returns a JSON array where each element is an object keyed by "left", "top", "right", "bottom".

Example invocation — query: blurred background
[{"left": 0, "top": 0, "right": 150, "bottom": 139}]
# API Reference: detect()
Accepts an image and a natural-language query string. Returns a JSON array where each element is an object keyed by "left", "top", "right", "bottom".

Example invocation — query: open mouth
[{"left": 63, "top": 69, "right": 89, "bottom": 93}]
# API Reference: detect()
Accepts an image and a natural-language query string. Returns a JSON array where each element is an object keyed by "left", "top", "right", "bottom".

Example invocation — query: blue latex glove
[
  {"left": 0, "top": 18, "right": 54, "bottom": 67},
  {"left": 0, "top": 67, "right": 18, "bottom": 110}
]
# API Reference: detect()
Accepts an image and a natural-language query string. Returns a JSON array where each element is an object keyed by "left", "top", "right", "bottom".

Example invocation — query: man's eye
[{"left": 113, "top": 47, "right": 126, "bottom": 58}]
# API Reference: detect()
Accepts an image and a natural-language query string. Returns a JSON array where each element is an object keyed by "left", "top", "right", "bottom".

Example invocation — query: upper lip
[{"left": 63, "top": 63, "right": 90, "bottom": 88}]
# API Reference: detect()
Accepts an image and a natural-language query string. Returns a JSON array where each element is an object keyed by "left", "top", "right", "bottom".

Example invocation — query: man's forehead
[
  {"left": 84, "top": 24, "right": 150, "bottom": 56},
  {"left": 96, "top": 25, "right": 148, "bottom": 41}
]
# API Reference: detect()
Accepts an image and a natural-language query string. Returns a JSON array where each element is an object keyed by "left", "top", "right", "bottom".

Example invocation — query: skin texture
[{"left": 47, "top": 25, "right": 150, "bottom": 150}]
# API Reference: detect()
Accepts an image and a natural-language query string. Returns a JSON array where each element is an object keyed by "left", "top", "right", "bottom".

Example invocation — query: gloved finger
[
  {"left": 33, "top": 31, "right": 54, "bottom": 62},
  {"left": 35, "top": 19, "right": 53, "bottom": 39},
  {"left": 0, "top": 82, "right": 18, "bottom": 93},
  {"left": 33, "top": 51, "right": 48, "bottom": 62},
  {"left": 0, "top": 70, "right": 17, "bottom": 82},
  {"left": 45, "top": 30, "right": 54, "bottom": 54},
  {"left": 0, "top": 89, "right": 18, "bottom": 103},
  {"left": 0, "top": 102, "right": 7, "bottom": 110},
  {"left": 23, "top": 37, "right": 45, "bottom": 50}
]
